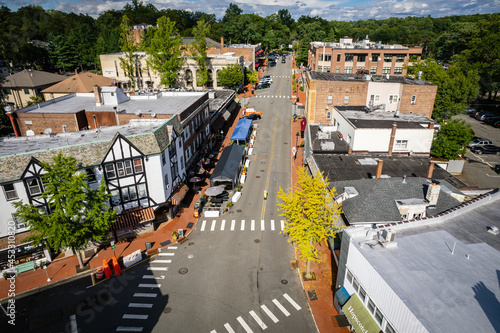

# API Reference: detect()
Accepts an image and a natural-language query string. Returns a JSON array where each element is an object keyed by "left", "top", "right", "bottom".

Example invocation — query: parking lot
[{"left": 453, "top": 114, "right": 500, "bottom": 188}]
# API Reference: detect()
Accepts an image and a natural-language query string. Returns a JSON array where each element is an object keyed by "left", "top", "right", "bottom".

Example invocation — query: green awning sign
[{"left": 342, "top": 294, "right": 381, "bottom": 333}]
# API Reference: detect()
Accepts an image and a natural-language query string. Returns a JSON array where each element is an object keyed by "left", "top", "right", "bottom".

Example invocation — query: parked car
[
  {"left": 484, "top": 116, "right": 500, "bottom": 125},
  {"left": 471, "top": 144, "right": 500, "bottom": 155},
  {"left": 257, "top": 82, "right": 270, "bottom": 89},
  {"left": 481, "top": 114, "right": 498, "bottom": 123},
  {"left": 469, "top": 110, "right": 483, "bottom": 118},
  {"left": 468, "top": 137, "right": 493, "bottom": 148},
  {"left": 475, "top": 112, "right": 491, "bottom": 121},
  {"left": 245, "top": 113, "right": 261, "bottom": 120},
  {"left": 466, "top": 107, "right": 477, "bottom": 115},
  {"left": 492, "top": 120, "right": 500, "bottom": 128}
]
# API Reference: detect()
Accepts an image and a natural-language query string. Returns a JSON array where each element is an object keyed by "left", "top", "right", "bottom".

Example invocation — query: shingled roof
[
  {"left": 41, "top": 72, "right": 115, "bottom": 93},
  {"left": 0, "top": 69, "right": 65, "bottom": 88}
]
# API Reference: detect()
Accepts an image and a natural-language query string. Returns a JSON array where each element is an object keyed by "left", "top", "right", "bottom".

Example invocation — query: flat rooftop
[
  {"left": 308, "top": 72, "right": 435, "bottom": 86},
  {"left": 335, "top": 106, "right": 434, "bottom": 129},
  {"left": 15, "top": 91, "right": 206, "bottom": 115},
  {"left": 346, "top": 191, "right": 500, "bottom": 332}
]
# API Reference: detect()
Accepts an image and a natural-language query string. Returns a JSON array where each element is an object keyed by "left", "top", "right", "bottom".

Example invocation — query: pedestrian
[{"left": 264, "top": 190, "right": 268, "bottom": 200}]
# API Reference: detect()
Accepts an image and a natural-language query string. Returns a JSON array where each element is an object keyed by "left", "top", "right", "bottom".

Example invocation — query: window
[
  {"left": 411, "top": 95, "right": 417, "bottom": 105},
  {"left": 344, "top": 95, "right": 350, "bottom": 104},
  {"left": 12, "top": 214, "right": 26, "bottom": 230},
  {"left": 86, "top": 168, "right": 97, "bottom": 183},
  {"left": 324, "top": 54, "right": 331, "bottom": 61},
  {"left": 327, "top": 95, "right": 333, "bottom": 104},
  {"left": 162, "top": 152, "right": 166, "bottom": 165},
  {"left": 395, "top": 140, "right": 408, "bottom": 149},
  {"left": 344, "top": 66, "right": 353, "bottom": 74},
  {"left": 396, "top": 54, "right": 405, "bottom": 62},
  {"left": 164, "top": 174, "right": 169, "bottom": 189},
  {"left": 326, "top": 111, "right": 331, "bottom": 120},
  {"left": 357, "top": 55, "right": 366, "bottom": 62},
  {"left": 370, "top": 67, "right": 377, "bottom": 74},
  {"left": 394, "top": 67, "right": 403, "bottom": 74},
  {"left": 383, "top": 67, "right": 391, "bottom": 74},
  {"left": 24, "top": 89, "right": 30, "bottom": 95},
  {"left": 3, "top": 184, "right": 18, "bottom": 200},
  {"left": 105, "top": 164, "right": 116, "bottom": 179},
  {"left": 401, "top": 214, "right": 408, "bottom": 220},
  {"left": 337, "top": 54, "right": 341, "bottom": 62},
  {"left": 28, "top": 179, "right": 42, "bottom": 196},
  {"left": 319, "top": 53, "right": 324, "bottom": 61},
  {"left": 370, "top": 95, "right": 380, "bottom": 104},
  {"left": 178, "top": 139, "right": 182, "bottom": 148},
  {"left": 121, "top": 187, "right": 130, "bottom": 202},
  {"left": 372, "top": 54, "right": 379, "bottom": 62},
  {"left": 137, "top": 183, "right": 147, "bottom": 199},
  {"left": 346, "top": 269, "right": 353, "bottom": 283},
  {"left": 4, "top": 88, "right": 11, "bottom": 95},
  {"left": 180, "top": 156, "right": 184, "bottom": 170},
  {"left": 374, "top": 308, "right": 384, "bottom": 324},
  {"left": 116, "top": 161, "right": 125, "bottom": 177},
  {"left": 413, "top": 213, "right": 422, "bottom": 219},
  {"left": 384, "top": 54, "right": 393, "bottom": 62},
  {"left": 133, "top": 158, "right": 143, "bottom": 173},
  {"left": 124, "top": 160, "right": 133, "bottom": 175},
  {"left": 359, "top": 286, "right": 367, "bottom": 302},
  {"left": 129, "top": 186, "right": 137, "bottom": 200},
  {"left": 389, "top": 94, "right": 399, "bottom": 104},
  {"left": 385, "top": 323, "right": 396, "bottom": 333},
  {"left": 367, "top": 299, "right": 376, "bottom": 313},
  {"left": 352, "top": 277, "right": 360, "bottom": 292},
  {"left": 336, "top": 66, "right": 340, "bottom": 73},
  {"left": 345, "top": 54, "right": 354, "bottom": 62},
  {"left": 323, "top": 66, "right": 331, "bottom": 72}
]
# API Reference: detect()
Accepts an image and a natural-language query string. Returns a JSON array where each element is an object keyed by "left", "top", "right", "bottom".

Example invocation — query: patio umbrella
[
  {"left": 205, "top": 186, "right": 224, "bottom": 196},
  {"left": 189, "top": 176, "right": 203, "bottom": 183}
]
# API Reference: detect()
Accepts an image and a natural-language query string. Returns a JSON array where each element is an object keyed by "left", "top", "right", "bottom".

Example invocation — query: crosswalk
[
  {"left": 210, "top": 293, "right": 302, "bottom": 333},
  {"left": 199, "top": 219, "right": 285, "bottom": 232},
  {"left": 253, "top": 94, "right": 292, "bottom": 99},
  {"left": 116, "top": 246, "right": 178, "bottom": 332}
]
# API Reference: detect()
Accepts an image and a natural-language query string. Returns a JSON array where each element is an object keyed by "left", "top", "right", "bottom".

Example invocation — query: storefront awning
[
  {"left": 335, "top": 286, "right": 350, "bottom": 306},
  {"left": 112, "top": 207, "right": 155, "bottom": 231},
  {"left": 171, "top": 184, "right": 189, "bottom": 205},
  {"left": 342, "top": 294, "right": 381, "bottom": 333}
]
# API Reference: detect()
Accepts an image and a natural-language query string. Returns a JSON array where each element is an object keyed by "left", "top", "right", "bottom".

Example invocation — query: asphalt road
[{"left": 1, "top": 56, "right": 317, "bottom": 333}]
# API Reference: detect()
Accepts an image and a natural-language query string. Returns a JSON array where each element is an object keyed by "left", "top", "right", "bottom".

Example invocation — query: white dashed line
[
  {"left": 261, "top": 304, "right": 279, "bottom": 323},
  {"left": 231, "top": 220, "right": 235, "bottom": 231},
  {"left": 283, "top": 293, "right": 301, "bottom": 310},
  {"left": 201, "top": 220, "right": 207, "bottom": 231},
  {"left": 211, "top": 220, "right": 217, "bottom": 231},
  {"left": 249, "top": 310, "right": 267, "bottom": 330},
  {"left": 273, "top": 299, "right": 290, "bottom": 316},
  {"left": 224, "top": 323, "right": 236, "bottom": 333},
  {"left": 236, "top": 316, "right": 254, "bottom": 333},
  {"left": 221, "top": 220, "right": 226, "bottom": 231}
]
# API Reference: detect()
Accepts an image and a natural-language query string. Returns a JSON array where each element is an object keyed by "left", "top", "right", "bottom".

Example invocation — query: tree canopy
[
  {"left": 13, "top": 153, "right": 116, "bottom": 268},
  {"left": 217, "top": 64, "right": 244, "bottom": 89},
  {"left": 431, "top": 119, "right": 474, "bottom": 160}
]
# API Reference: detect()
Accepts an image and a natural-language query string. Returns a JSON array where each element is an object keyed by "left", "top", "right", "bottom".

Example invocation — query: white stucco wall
[{"left": 367, "top": 82, "right": 403, "bottom": 112}]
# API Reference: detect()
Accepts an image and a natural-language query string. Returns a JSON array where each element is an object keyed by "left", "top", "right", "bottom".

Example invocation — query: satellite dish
[
  {"left": 135, "top": 110, "right": 142, "bottom": 116},
  {"left": 151, "top": 113, "right": 156, "bottom": 118},
  {"left": 26, "top": 130, "right": 35, "bottom": 136},
  {"left": 44, "top": 128, "right": 52, "bottom": 135}
]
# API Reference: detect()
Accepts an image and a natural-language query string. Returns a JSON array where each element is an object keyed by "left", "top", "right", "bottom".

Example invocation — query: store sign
[{"left": 342, "top": 294, "right": 381, "bottom": 333}]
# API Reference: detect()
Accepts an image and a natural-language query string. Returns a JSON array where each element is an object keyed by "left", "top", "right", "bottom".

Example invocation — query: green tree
[
  {"left": 245, "top": 68, "right": 258, "bottom": 88},
  {"left": 217, "top": 64, "right": 244, "bottom": 89},
  {"left": 190, "top": 20, "right": 211, "bottom": 89},
  {"left": 119, "top": 15, "right": 138, "bottom": 90},
  {"left": 146, "top": 16, "right": 184, "bottom": 88},
  {"left": 431, "top": 119, "right": 474, "bottom": 160},
  {"left": 277, "top": 167, "right": 342, "bottom": 279},
  {"left": 26, "top": 95, "right": 43, "bottom": 106},
  {"left": 13, "top": 153, "right": 116, "bottom": 269}
]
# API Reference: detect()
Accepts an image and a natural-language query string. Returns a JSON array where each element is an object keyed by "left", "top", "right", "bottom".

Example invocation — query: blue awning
[
  {"left": 230, "top": 118, "right": 253, "bottom": 141},
  {"left": 335, "top": 286, "right": 350, "bottom": 306}
]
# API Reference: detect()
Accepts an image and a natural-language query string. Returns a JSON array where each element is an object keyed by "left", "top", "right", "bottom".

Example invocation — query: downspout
[{"left": 5, "top": 107, "right": 21, "bottom": 137}]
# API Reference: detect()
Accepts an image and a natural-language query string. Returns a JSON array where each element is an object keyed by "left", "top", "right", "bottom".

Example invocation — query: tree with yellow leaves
[{"left": 277, "top": 167, "right": 342, "bottom": 279}]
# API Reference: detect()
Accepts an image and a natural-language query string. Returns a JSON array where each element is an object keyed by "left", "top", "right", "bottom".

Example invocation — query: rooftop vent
[{"left": 487, "top": 226, "right": 499, "bottom": 235}]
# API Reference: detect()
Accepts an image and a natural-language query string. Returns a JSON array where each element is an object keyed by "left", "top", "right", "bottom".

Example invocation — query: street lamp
[{"left": 43, "top": 265, "right": 51, "bottom": 282}]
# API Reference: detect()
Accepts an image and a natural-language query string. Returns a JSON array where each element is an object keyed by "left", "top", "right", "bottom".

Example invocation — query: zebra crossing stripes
[
  {"left": 133, "top": 293, "right": 157, "bottom": 298},
  {"left": 157, "top": 252, "right": 174, "bottom": 256},
  {"left": 241, "top": 219, "right": 245, "bottom": 231},
  {"left": 201, "top": 220, "right": 207, "bottom": 231},
  {"left": 261, "top": 304, "right": 279, "bottom": 323},
  {"left": 261, "top": 220, "right": 265, "bottom": 231},
  {"left": 122, "top": 314, "right": 148, "bottom": 320},
  {"left": 283, "top": 293, "right": 301, "bottom": 310},
  {"left": 221, "top": 220, "right": 226, "bottom": 231},
  {"left": 198, "top": 219, "right": 285, "bottom": 232},
  {"left": 236, "top": 316, "right": 253, "bottom": 333},
  {"left": 271, "top": 220, "right": 275, "bottom": 231},
  {"left": 138, "top": 283, "right": 161, "bottom": 288},
  {"left": 224, "top": 323, "right": 235, "bottom": 333},
  {"left": 211, "top": 220, "right": 217, "bottom": 231},
  {"left": 231, "top": 220, "right": 235, "bottom": 231},
  {"left": 281, "top": 220, "right": 285, "bottom": 230},
  {"left": 128, "top": 303, "right": 153, "bottom": 308},
  {"left": 272, "top": 299, "right": 290, "bottom": 316},
  {"left": 147, "top": 267, "right": 168, "bottom": 271},
  {"left": 249, "top": 310, "right": 267, "bottom": 330},
  {"left": 251, "top": 219, "right": 255, "bottom": 231},
  {"left": 152, "top": 259, "right": 171, "bottom": 264},
  {"left": 116, "top": 327, "right": 143, "bottom": 332}
]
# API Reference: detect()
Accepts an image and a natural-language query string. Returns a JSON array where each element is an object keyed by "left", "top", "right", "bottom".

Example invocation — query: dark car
[
  {"left": 469, "top": 110, "right": 482, "bottom": 118},
  {"left": 257, "top": 82, "right": 270, "bottom": 89},
  {"left": 245, "top": 114, "right": 261, "bottom": 120},
  {"left": 485, "top": 116, "right": 500, "bottom": 125},
  {"left": 475, "top": 112, "right": 491, "bottom": 121},
  {"left": 472, "top": 144, "right": 500, "bottom": 155}
]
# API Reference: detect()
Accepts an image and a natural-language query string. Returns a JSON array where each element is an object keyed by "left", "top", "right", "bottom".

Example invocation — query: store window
[
  {"left": 394, "top": 67, "right": 403, "bottom": 74},
  {"left": 3, "top": 184, "right": 18, "bottom": 200},
  {"left": 383, "top": 67, "right": 391, "bottom": 74},
  {"left": 344, "top": 67, "right": 353, "bottom": 74}
]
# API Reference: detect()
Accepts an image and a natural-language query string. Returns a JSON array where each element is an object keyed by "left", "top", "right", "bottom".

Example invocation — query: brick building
[
  {"left": 305, "top": 71, "right": 437, "bottom": 124},
  {"left": 308, "top": 36, "right": 422, "bottom": 76}
]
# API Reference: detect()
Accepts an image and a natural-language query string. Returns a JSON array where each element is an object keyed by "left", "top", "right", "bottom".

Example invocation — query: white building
[{"left": 335, "top": 190, "right": 500, "bottom": 333}]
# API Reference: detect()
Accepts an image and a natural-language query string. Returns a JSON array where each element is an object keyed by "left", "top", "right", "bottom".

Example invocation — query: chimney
[
  {"left": 221, "top": 37, "right": 224, "bottom": 49},
  {"left": 93, "top": 85, "right": 102, "bottom": 106},
  {"left": 75, "top": 68, "right": 78, "bottom": 75},
  {"left": 426, "top": 182, "right": 441, "bottom": 206},
  {"left": 376, "top": 159, "right": 383, "bottom": 178},
  {"left": 427, "top": 161, "right": 435, "bottom": 179},
  {"left": 388, "top": 123, "right": 397, "bottom": 155},
  {"left": 428, "top": 122, "right": 434, "bottom": 129},
  {"left": 348, "top": 146, "right": 352, "bottom": 154}
]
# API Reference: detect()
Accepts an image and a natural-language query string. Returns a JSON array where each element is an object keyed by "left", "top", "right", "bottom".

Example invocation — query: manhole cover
[
  {"left": 261, "top": 162, "right": 266, "bottom": 164},
  {"left": 256, "top": 176, "right": 261, "bottom": 178},
  {"left": 254, "top": 239, "right": 261, "bottom": 243},
  {"left": 281, "top": 279, "right": 288, "bottom": 284},
  {"left": 179, "top": 268, "right": 188, "bottom": 275},
  {"left": 228, "top": 211, "right": 234, "bottom": 214},
  {"left": 284, "top": 142, "right": 288, "bottom": 145},
  {"left": 260, "top": 170, "right": 265, "bottom": 172},
  {"left": 237, "top": 210, "right": 242, "bottom": 212},
  {"left": 188, "top": 242, "right": 195, "bottom": 246},
  {"left": 164, "top": 307, "right": 172, "bottom": 313}
]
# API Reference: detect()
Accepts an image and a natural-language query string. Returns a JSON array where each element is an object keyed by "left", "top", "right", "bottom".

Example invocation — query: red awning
[
  {"left": 112, "top": 207, "right": 155, "bottom": 231},
  {"left": 171, "top": 184, "right": 189, "bottom": 205}
]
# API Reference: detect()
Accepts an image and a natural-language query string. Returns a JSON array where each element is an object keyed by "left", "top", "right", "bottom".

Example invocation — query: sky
[{"left": 1, "top": 0, "right": 499, "bottom": 21}]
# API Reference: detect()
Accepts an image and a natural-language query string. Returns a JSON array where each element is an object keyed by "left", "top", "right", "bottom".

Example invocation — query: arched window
[
  {"left": 186, "top": 69, "right": 193, "bottom": 88},
  {"left": 207, "top": 69, "right": 214, "bottom": 88},
  {"left": 216, "top": 70, "right": 221, "bottom": 87}
]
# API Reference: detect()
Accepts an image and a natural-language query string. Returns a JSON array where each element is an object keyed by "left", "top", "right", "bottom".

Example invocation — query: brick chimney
[
  {"left": 428, "top": 122, "right": 434, "bottom": 129},
  {"left": 426, "top": 182, "right": 441, "bottom": 206},
  {"left": 388, "top": 123, "right": 397, "bottom": 155},
  {"left": 221, "top": 37, "right": 224, "bottom": 49},
  {"left": 427, "top": 161, "right": 435, "bottom": 179},
  {"left": 376, "top": 159, "right": 384, "bottom": 178},
  {"left": 75, "top": 68, "right": 78, "bottom": 75},
  {"left": 93, "top": 85, "right": 102, "bottom": 106}
]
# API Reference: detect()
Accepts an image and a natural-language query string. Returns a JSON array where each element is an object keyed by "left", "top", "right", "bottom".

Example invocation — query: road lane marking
[
  {"left": 281, "top": 220, "right": 285, "bottom": 231},
  {"left": 211, "top": 220, "right": 217, "bottom": 231},
  {"left": 251, "top": 219, "right": 255, "bottom": 231},
  {"left": 241, "top": 220, "right": 245, "bottom": 231},
  {"left": 236, "top": 316, "right": 254, "bottom": 333},
  {"left": 128, "top": 303, "right": 153, "bottom": 308},
  {"left": 152, "top": 260, "right": 171, "bottom": 263},
  {"left": 271, "top": 220, "right": 275, "bottom": 231},
  {"left": 221, "top": 220, "right": 226, "bottom": 231},
  {"left": 147, "top": 267, "right": 168, "bottom": 271},
  {"left": 158, "top": 252, "right": 174, "bottom": 256},
  {"left": 261, "top": 220, "right": 265, "bottom": 231},
  {"left": 261, "top": 305, "right": 279, "bottom": 323},
  {"left": 231, "top": 220, "right": 235, "bottom": 231},
  {"left": 261, "top": 115, "right": 279, "bottom": 220},
  {"left": 122, "top": 314, "right": 148, "bottom": 320},
  {"left": 273, "top": 299, "right": 290, "bottom": 316},
  {"left": 167, "top": 246, "right": 177, "bottom": 249},
  {"left": 283, "top": 293, "right": 301, "bottom": 310},
  {"left": 70, "top": 314, "right": 77, "bottom": 333},
  {"left": 249, "top": 310, "right": 267, "bottom": 330},
  {"left": 138, "top": 283, "right": 161, "bottom": 288},
  {"left": 116, "top": 327, "right": 143, "bottom": 332},
  {"left": 133, "top": 293, "right": 157, "bottom": 298},
  {"left": 201, "top": 220, "right": 207, "bottom": 231},
  {"left": 224, "top": 323, "right": 236, "bottom": 333},
  {"left": 210, "top": 331, "right": 217, "bottom": 333}
]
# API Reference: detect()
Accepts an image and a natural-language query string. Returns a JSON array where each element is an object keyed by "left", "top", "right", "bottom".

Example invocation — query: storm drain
[
  {"left": 188, "top": 242, "right": 195, "bottom": 246},
  {"left": 179, "top": 268, "right": 188, "bottom": 275},
  {"left": 281, "top": 279, "right": 288, "bottom": 285},
  {"left": 254, "top": 239, "right": 261, "bottom": 243},
  {"left": 164, "top": 307, "right": 172, "bottom": 313}
]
